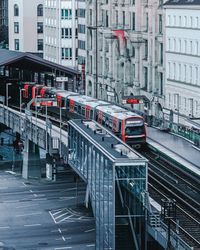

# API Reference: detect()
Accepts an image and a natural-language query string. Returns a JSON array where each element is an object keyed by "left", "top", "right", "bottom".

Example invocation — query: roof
[
  {"left": 68, "top": 119, "right": 147, "bottom": 163},
  {"left": 164, "top": 0, "right": 200, "bottom": 5},
  {"left": 0, "top": 49, "right": 80, "bottom": 76}
]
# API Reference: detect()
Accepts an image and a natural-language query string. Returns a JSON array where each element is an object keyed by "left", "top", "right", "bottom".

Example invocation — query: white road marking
[
  {"left": 52, "top": 210, "right": 63, "bottom": 216},
  {"left": 85, "top": 228, "right": 95, "bottom": 233},
  {"left": 0, "top": 226, "right": 10, "bottom": 229},
  {"left": 49, "top": 211, "right": 57, "bottom": 224},
  {"left": 24, "top": 224, "right": 41, "bottom": 227},
  {"left": 33, "top": 198, "right": 47, "bottom": 201},
  {"left": 55, "top": 212, "right": 69, "bottom": 220},
  {"left": 87, "top": 244, "right": 95, "bottom": 247},
  {"left": 59, "top": 196, "right": 75, "bottom": 200},
  {"left": 16, "top": 212, "right": 42, "bottom": 217},
  {"left": 62, "top": 236, "right": 66, "bottom": 241},
  {"left": 16, "top": 204, "right": 39, "bottom": 209},
  {"left": 54, "top": 247, "right": 72, "bottom": 250},
  {"left": 59, "top": 214, "right": 73, "bottom": 223},
  {"left": 58, "top": 228, "right": 62, "bottom": 234},
  {"left": 29, "top": 190, "right": 33, "bottom": 193},
  {"left": 22, "top": 182, "right": 27, "bottom": 187}
]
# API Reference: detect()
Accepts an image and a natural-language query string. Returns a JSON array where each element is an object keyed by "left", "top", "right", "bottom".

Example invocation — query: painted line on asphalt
[
  {"left": 49, "top": 211, "right": 57, "bottom": 224},
  {"left": 87, "top": 244, "right": 95, "bottom": 247},
  {"left": 33, "top": 198, "right": 47, "bottom": 201},
  {"left": 59, "top": 214, "right": 73, "bottom": 223},
  {"left": 58, "top": 228, "right": 62, "bottom": 234},
  {"left": 54, "top": 247, "right": 72, "bottom": 250},
  {"left": 24, "top": 224, "right": 41, "bottom": 227},
  {"left": 22, "top": 182, "right": 27, "bottom": 187},
  {"left": 52, "top": 210, "right": 63, "bottom": 216},
  {"left": 0, "top": 226, "right": 10, "bottom": 229},
  {"left": 85, "top": 228, "right": 95, "bottom": 233},
  {"left": 55, "top": 212, "right": 69, "bottom": 220},
  {"left": 62, "top": 236, "right": 66, "bottom": 241},
  {"left": 16, "top": 203, "right": 39, "bottom": 209},
  {"left": 16, "top": 212, "right": 42, "bottom": 217}
]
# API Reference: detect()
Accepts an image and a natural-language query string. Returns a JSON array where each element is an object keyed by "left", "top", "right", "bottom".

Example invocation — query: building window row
[
  {"left": 61, "top": 9, "right": 72, "bottom": 20},
  {"left": 14, "top": 22, "right": 19, "bottom": 33},
  {"left": 167, "top": 14, "right": 200, "bottom": 29},
  {"left": 167, "top": 93, "right": 199, "bottom": 116},
  {"left": 37, "top": 22, "right": 43, "bottom": 33},
  {"left": 61, "top": 48, "right": 72, "bottom": 59},
  {"left": 78, "top": 9, "right": 85, "bottom": 18},
  {"left": 167, "top": 37, "right": 200, "bottom": 56},
  {"left": 167, "top": 61, "right": 200, "bottom": 86},
  {"left": 61, "top": 28, "right": 72, "bottom": 38},
  {"left": 14, "top": 4, "right": 43, "bottom": 17}
]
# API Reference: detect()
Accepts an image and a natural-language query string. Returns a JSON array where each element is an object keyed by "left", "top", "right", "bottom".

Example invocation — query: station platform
[{"left": 147, "top": 127, "right": 200, "bottom": 177}]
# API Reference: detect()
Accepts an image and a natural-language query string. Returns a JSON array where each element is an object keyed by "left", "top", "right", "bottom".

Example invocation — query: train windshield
[{"left": 125, "top": 119, "right": 145, "bottom": 136}]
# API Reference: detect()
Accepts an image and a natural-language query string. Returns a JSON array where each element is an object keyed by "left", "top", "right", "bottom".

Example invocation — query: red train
[{"left": 22, "top": 82, "right": 147, "bottom": 148}]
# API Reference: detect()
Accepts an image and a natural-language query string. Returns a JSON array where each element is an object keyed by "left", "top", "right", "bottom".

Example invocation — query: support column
[{"left": 22, "top": 139, "right": 41, "bottom": 179}]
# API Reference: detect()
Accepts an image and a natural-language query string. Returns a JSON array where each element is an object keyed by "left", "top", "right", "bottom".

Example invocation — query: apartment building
[
  {"left": 86, "top": 0, "right": 165, "bottom": 118},
  {"left": 44, "top": 0, "right": 78, "bottom": 68},
  {"left": 8, "top": 0, "right": 44, "bottom": 55},
  {"left": 0, "top": 0, "right": 8, "bottom": 46},
  {"left": 164, "top": 0, "right": 200, "bottom": 118}
]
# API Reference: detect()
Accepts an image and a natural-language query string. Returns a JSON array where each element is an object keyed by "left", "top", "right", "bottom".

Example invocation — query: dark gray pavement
[
  {"left": 0, "top": 167, "right": 95, "bottom": 250},
  {"left": 148, "top": 127, "right": 200, "bottom": 169}
]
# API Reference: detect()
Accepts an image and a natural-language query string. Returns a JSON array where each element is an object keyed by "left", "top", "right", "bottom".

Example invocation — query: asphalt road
[{"left": 0, "top": 166, "right": 95, "bottom": 250}]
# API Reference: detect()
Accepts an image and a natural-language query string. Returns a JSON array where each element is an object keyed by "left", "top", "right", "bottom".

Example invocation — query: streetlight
[{"left": 6, "top": 83, "right": 12, "bottom": 108}]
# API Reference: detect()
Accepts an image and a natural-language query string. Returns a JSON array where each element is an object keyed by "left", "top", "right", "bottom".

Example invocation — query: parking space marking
[
  {"left": 55, "top": 212, "right": 69, "bottom": 220},
  {"left": 62, "top": 236, "right": 66, "bottom": 241}
]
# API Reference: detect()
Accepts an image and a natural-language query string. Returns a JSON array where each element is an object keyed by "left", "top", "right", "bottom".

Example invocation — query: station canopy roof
[{"left": 0, "top": 49, "right": 80, "bottom": 77}]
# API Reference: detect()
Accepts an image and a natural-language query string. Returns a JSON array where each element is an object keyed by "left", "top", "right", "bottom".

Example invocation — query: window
[
  {"left": 144, "top": 67, "right": 148, "bottom": 90},
  {"left": 61, "top": 48, "right": 72, "bottom": 59},
  {"left": 14, "top": 4, "right": 19, "bottom": 16},
  {"left": 123, "top": 11, "right": 125, "bottom": 27},
  {"left": 14, "top": 39, "right": 19, "bottom": 50},
  {"left": 61, "top": 9, "right": 72, "bottom": 19},
  {"left": 159, "top": 14, "right": 162, "bottom": 34},
  {"left": 78, "top": 24, "right": 85, "bottom": 34},
  {"left": 132, "top": 12, "right": 135, "bottom": 30},
  {"left": 37, "top": 4, "right": 43, "bottom": 16},
  {"left": 116, "top": 10, "right": 118, "bottom": 26},
  {"left": 160, "top": 43, "right": 163, "bottom": 65},
  {"left": 37, "top": 22, "right": 43, "bottom": 33},
  {"left": 14, "top": 22, "right": 19, "bottom": 33},
  {"left": 61, "top": 28, "right": 72, "bottom": 38},
  {"left": 78, "top": 8, "right": 85, "bottom": 18},
  {"left": 144, "top": 40, "right": 148, "bottom": 59},
  {"left": 78, "top": 40, "right": 86, "bottom": 50},
  {"left": 37, "top": 39, "right": 43, "bottom": 51}
]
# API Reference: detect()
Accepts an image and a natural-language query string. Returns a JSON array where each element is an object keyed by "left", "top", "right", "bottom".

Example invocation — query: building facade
[
  {"left": 8, "top": 0, "right": 44, "bottom": 56},
  {"left": 85, "top": 0, "right": 165, "bottom": 118},
  {"left": 164, "top": 0, "right": 200, "bottom": 118},
  {"left": 0, "top": 0, "right": 8, "bottom": 47},
  {"left": 43, "top": 0, "right": 78, "bottom": 68}
]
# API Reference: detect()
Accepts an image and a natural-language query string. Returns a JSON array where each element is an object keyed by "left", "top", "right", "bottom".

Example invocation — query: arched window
[
  {"left": 14, "top": 4, "right": 19, "bottom": 16},
  {"left": 37, "top": 4, "right": 43, "bottom": 16}
]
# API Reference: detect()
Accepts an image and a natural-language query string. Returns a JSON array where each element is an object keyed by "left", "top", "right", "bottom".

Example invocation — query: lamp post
[{"left": 6, "top": 83, "right": 12, "bottom": 108}]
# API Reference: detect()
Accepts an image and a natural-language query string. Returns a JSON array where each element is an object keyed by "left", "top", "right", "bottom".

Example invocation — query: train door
[
  {"left": 69, "top": 99, "right": 75, "bottom": 112},
  {"left": 112, "top": 117, "right": 118, "bottom": 132},
  {"left": 85, "top": 105, "right": 90, "bottom": 119},
  {"left": 98, "top": 111, "right": 103, "bottom": 124}
]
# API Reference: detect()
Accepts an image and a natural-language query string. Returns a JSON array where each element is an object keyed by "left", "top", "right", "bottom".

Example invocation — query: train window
[
  {"left": 78, "top": 105, "right": 81, "bottom": 114},
  {"left": 90, "top": 110, "right": 93, "bottom": 119},
  {"left": 82, "top": 108, "right": 85, "bottom": 115},
  {"left": 74, "top": 105, "right": 78, "bottom": 112},
  {"left": 119, "top": 122, "right": 121, "bottom": 132},
  {"left": 66, "top": 99, "right": 70, "bottom": 107}
]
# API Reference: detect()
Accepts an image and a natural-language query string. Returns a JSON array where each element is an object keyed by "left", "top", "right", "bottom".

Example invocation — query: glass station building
[{"left": 68, "top": 119, "right": 148, "bottom": 249}]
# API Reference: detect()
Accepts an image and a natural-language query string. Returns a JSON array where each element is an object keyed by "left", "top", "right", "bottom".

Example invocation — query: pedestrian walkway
[{"left": 147, "top": 127, "right": 200, "bottom": 176}]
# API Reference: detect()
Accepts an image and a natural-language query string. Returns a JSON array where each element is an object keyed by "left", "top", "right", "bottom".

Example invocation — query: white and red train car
[{"left": 20, "top": 83, "right": 146, "bottom": 147}]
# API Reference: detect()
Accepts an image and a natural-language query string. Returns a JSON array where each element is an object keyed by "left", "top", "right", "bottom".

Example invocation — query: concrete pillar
[{"left": 22, "top": 139, "right": 41, "bottom": 179}]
